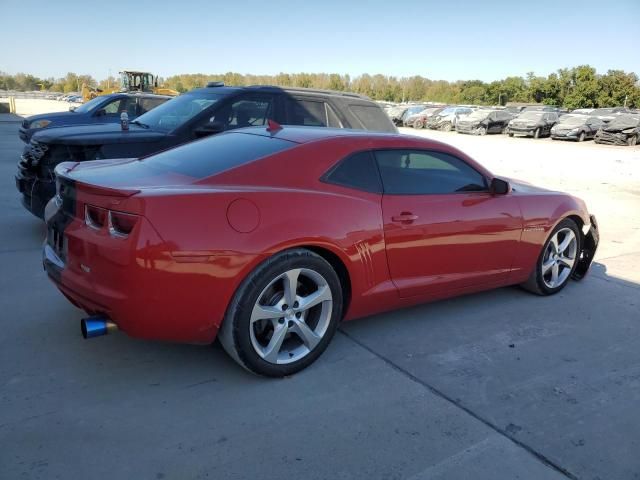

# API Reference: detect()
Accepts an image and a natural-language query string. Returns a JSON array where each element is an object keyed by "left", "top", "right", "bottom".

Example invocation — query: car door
[
  {"left": 376, "top": 149, "right": 523, "bottom": 298},
  {"left": 543, "top": 113, "right": 557, "bottom": 134},
  {"left": 586, "top": 117, "right": 602, "bottom": 138}
]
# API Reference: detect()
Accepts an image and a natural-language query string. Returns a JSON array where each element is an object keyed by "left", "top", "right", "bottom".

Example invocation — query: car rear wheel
[
  {"left": 629, "top": 135, "right": 638, "bottom": 146},
  {"left": 533, "top": 128, "right": 541, "bottom": 139},
  {"left": 218, "top": 248, "right": 343, "bottom": 377},
  {"left": 578, "top": 131, "right": 585, "bottom": 142},
  {"left": 522, "top": 218, "right": 581, "bottom": 295}
]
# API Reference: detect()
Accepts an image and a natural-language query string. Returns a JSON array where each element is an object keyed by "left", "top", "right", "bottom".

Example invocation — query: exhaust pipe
[{"left": 81, "top": 316, "right": 118, "bottom": 339}]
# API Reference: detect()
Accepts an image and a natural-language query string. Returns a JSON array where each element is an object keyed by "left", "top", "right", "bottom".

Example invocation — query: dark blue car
[{"left": 19, "top": 92, "right": 170, "bottom": 142}]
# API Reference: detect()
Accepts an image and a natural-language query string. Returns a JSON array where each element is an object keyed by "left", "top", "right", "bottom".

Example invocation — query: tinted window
[
  {"left": 139, "top": 97, "right": 167, "bottom": 114},
  {"left": 142, "top": 132, "right": 296, "bottom": 178},
  {"left": 324, "top": 151, "right": 382, "bottom": 193},
  {"left": 374, "top": 150, "right": 487, "bottom": 195},
  {"left": 286, "top": 99, "right": 330, "bottom": 126},
  {"left": 349, "top": 104, "right": 395, "bottom": 132},
  {"left": 213, "top": 95, "right": 274, "bottom": 129}
]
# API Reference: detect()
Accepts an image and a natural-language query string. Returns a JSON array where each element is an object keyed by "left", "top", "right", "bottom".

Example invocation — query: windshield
[
  {"left": 518, "top": 111, "right": 544, "bottom": 120},
  {"left": 406, "top": 106, "right": 425, "bottom": 115},
  {"left": 134, "top": 92, "right": 224, "bottom": 132},
  {"left": 73, "top": 96, "right": 108, "bottom": 114},
  {"left": 558, "top": 115, "right": 587, "bottom": 126},
  {"left": 438, "top": 107, "right": 456, "bottom": 116}
]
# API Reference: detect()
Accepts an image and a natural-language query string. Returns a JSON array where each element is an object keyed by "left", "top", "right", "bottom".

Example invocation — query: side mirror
[
  {"left": 194, "top": 121, "right": 224, "bottom": 137},
  {"left": 95, "top": 108, "right": 106, "bottom": 117},
  {"left": 490, "top": 178, "right": 510, "bottom": 195}
]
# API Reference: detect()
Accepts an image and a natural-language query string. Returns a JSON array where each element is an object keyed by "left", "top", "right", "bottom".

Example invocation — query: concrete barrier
[{"left": 7, "top": 98, "right": 82, "bottom": 117}]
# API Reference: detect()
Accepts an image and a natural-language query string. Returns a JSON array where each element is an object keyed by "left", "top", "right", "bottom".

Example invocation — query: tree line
[{"left": 1, "top": 65, "right": 639, "bottom": 108}]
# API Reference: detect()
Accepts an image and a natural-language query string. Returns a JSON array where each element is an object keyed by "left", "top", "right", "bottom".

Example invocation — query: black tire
[
  {"left": 578, "top": 131, "right": 585, "bottom": 142},
  {"left": 629, "top": 135, "right": 638, "bottom": 146},
  {"left": 414, "top": 119, "right": 424, "bottom": 129},
  {"left": 218, "top": 248, "right": 343, "bottom": 377},
  {"left": 478, "top": 126, "right": 487, "bottom": 136},
  {"left": 533, "top": 128, "right": 541, "bottom": 139},
  {"left": 521, "top": 218, "right": 581, "bottom": 296}
]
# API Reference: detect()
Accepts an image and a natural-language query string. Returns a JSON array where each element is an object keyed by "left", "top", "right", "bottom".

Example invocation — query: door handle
[{"left": 392, "top": 212, "right": 418, "bottom": 223}]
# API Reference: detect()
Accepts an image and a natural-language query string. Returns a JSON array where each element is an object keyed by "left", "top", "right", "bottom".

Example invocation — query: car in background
[
  {"left": 400, "top": 105, "right": 429, "bottom": 126},
  {"left": 550, "top": 114, "right": 604, "bottom": 142},
  {"left": 507, "top": 111, "right": 558, "bottom": 138},
  {"left": 410, "top": 107, "right": 444, "bottom": 129},
  {"left": 571, "top": 108, "right": 594, "bottom": 115},
  {"left": 16, "top": 85, "right": 396, "bottom": 218},
  {"left": 426, "top": 106, "right": 473, "bottom": 131},
  {"left": 43, "top": 125, "right": 599, "bottom": 376},
  {"left": 19, "top": 93, "right": 171, "bottom": 142},
  {"left": 522, "top": 105, "right": 560, "bottom": 113},
  {"left": 456, "top": 109, "right": 514, "bottom": 135},
  {"left": 590, "top": 107, "right": 632, "bottom": 123},
  {"left": 594, "top": 114, "right": 640, "bottom": 146},
  {"left": 387, "top": 105, "right": 409, "bottom": 125}
]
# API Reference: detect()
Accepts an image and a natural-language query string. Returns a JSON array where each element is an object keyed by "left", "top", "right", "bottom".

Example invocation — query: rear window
[
  {"left": 142, "top": 132, "right": 296, "bottom": 178},
  {"left": 349, "top": 104, "right": 395, "bottom": 132}
]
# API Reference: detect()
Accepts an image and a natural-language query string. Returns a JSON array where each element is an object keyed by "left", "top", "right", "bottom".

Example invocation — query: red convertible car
[{"left": 43, "top": 125, "right": 599, "bottom": 376}]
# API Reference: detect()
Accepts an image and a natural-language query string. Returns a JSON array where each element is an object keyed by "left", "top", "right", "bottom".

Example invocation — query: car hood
[
  {"left": 507, "top": 177, "right": 554, "bottom": 194},
  {"left": 32, "top": 123, "right": 167, "bottom": 145},
  {"left": 25, "top": 111, "right": 79, "bottom": 125}
]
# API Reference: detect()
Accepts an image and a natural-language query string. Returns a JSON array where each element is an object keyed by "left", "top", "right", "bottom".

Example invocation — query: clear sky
[{"left": 2, "top": 0, "right": 639, "bottom": 82}]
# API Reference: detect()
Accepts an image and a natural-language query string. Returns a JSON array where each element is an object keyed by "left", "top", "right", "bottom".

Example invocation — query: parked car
[
  {"left": 408, "top": 107, "right": 444, "bottom": 129},
  {"left": 43, "top": 125, "right": 599, "bottom": 376},
  {"left": 593, "top": 114, "right": 640, "bottom": 146},
  {"left": 400, "top": 105, "right": 429, "bottom": 126},
  {"left": 387, "top": 105, "right": 409, "bottom": 125},
  {"left": 456, "top": 109, "right": 514, "bottom": 135},
  {"left": 426, "top": 106, "right": 473, "bottom": 131},
  {"left": 507, "top": 111, "right": 558, "bottom": 138},
  {"left": 590, "top": 107, "right": 632, "bottom": 123},
  {"left": 16, "top": 85, "right": 396, "bottom": 218},
  {"left": 522, "top": 105, "right": 560, "bottom": 113},
  {"left": 550, "top": 114, "right": 604, "bottom": 142},
  {"left": 19, "top": 93, "right": 171, "bottom": 143},
  {"left": 571, "top": 108, "right": 594, "bottom": 115}
]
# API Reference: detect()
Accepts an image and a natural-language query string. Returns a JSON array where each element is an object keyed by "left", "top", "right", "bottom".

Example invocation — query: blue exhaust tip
[{"left": 81, "top": 316, "right": 117, "bottom": 339}]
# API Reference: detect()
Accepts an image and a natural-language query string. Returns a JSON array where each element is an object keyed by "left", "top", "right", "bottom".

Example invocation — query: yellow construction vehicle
[{"left": 82, "top": 71, "right": 179, "bottom": 102}]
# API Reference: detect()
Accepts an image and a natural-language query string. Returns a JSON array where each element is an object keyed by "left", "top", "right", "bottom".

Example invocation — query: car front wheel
[
  {"left": 522, "top": 218, "right": 581, "bottom": 295},
  {"left": 218, "top": 248, "right": 343, "bottom": 376}
]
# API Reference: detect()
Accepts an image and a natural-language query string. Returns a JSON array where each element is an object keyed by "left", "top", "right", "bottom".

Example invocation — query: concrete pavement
[{"left": 1, "top": 120, "right": 638, "bottom": 479}]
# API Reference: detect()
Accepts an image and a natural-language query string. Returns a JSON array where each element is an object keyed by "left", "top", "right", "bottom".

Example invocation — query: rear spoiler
[{"left": 55, "top": 161, "right": 140, "bottom": 198}]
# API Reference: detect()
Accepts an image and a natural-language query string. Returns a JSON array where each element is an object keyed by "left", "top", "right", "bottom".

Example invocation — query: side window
[
  {"left": 326, "top": 103, "right": 343, "bottom": 128},
  {"left": 286, "top": 98, "right": 330, "bottom": 127},
  {"left": 348, "top": 104, "right": 395, "bottom": 132},
  {"left": 211, "top": 95, "right": 274, "bottom": 130},
  {"left": 374, "top": 150, "right": 487, "bottom": 195},
  {"left": 139, "top": 97, "right": 167, "bottom": 114},
  {"left": 102, "top": 98, "right": 124, "bottom": 115},
  {"left": 323, "top": 151, "right": 382, "bottom": 193}
]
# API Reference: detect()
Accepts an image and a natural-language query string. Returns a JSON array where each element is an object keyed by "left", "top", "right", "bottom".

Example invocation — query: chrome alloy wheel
[
  {"left": 249, "top": 268, "right": 333, "bottom": 365},
  {"left": 541, "top": 228, "right": 578, "bottom": 289}
]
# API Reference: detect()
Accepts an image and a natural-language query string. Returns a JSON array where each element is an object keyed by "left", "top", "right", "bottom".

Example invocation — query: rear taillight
[
  {"left": 85, "top": 204, "right": 138, "bottom": 238},
  {"left": 85, "top": 205, "right": 107, "bottom": 230},
  {"left": 108, "top": 211, "right": 138, "bottom": 238}
]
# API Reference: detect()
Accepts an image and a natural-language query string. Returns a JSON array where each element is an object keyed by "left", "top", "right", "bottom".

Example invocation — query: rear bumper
[
  {"left": 43, "top": 204, "right": 264, "bottom": 344},
  {"left": 572, "top": 215, "right": 599, "bottom": 280}
]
